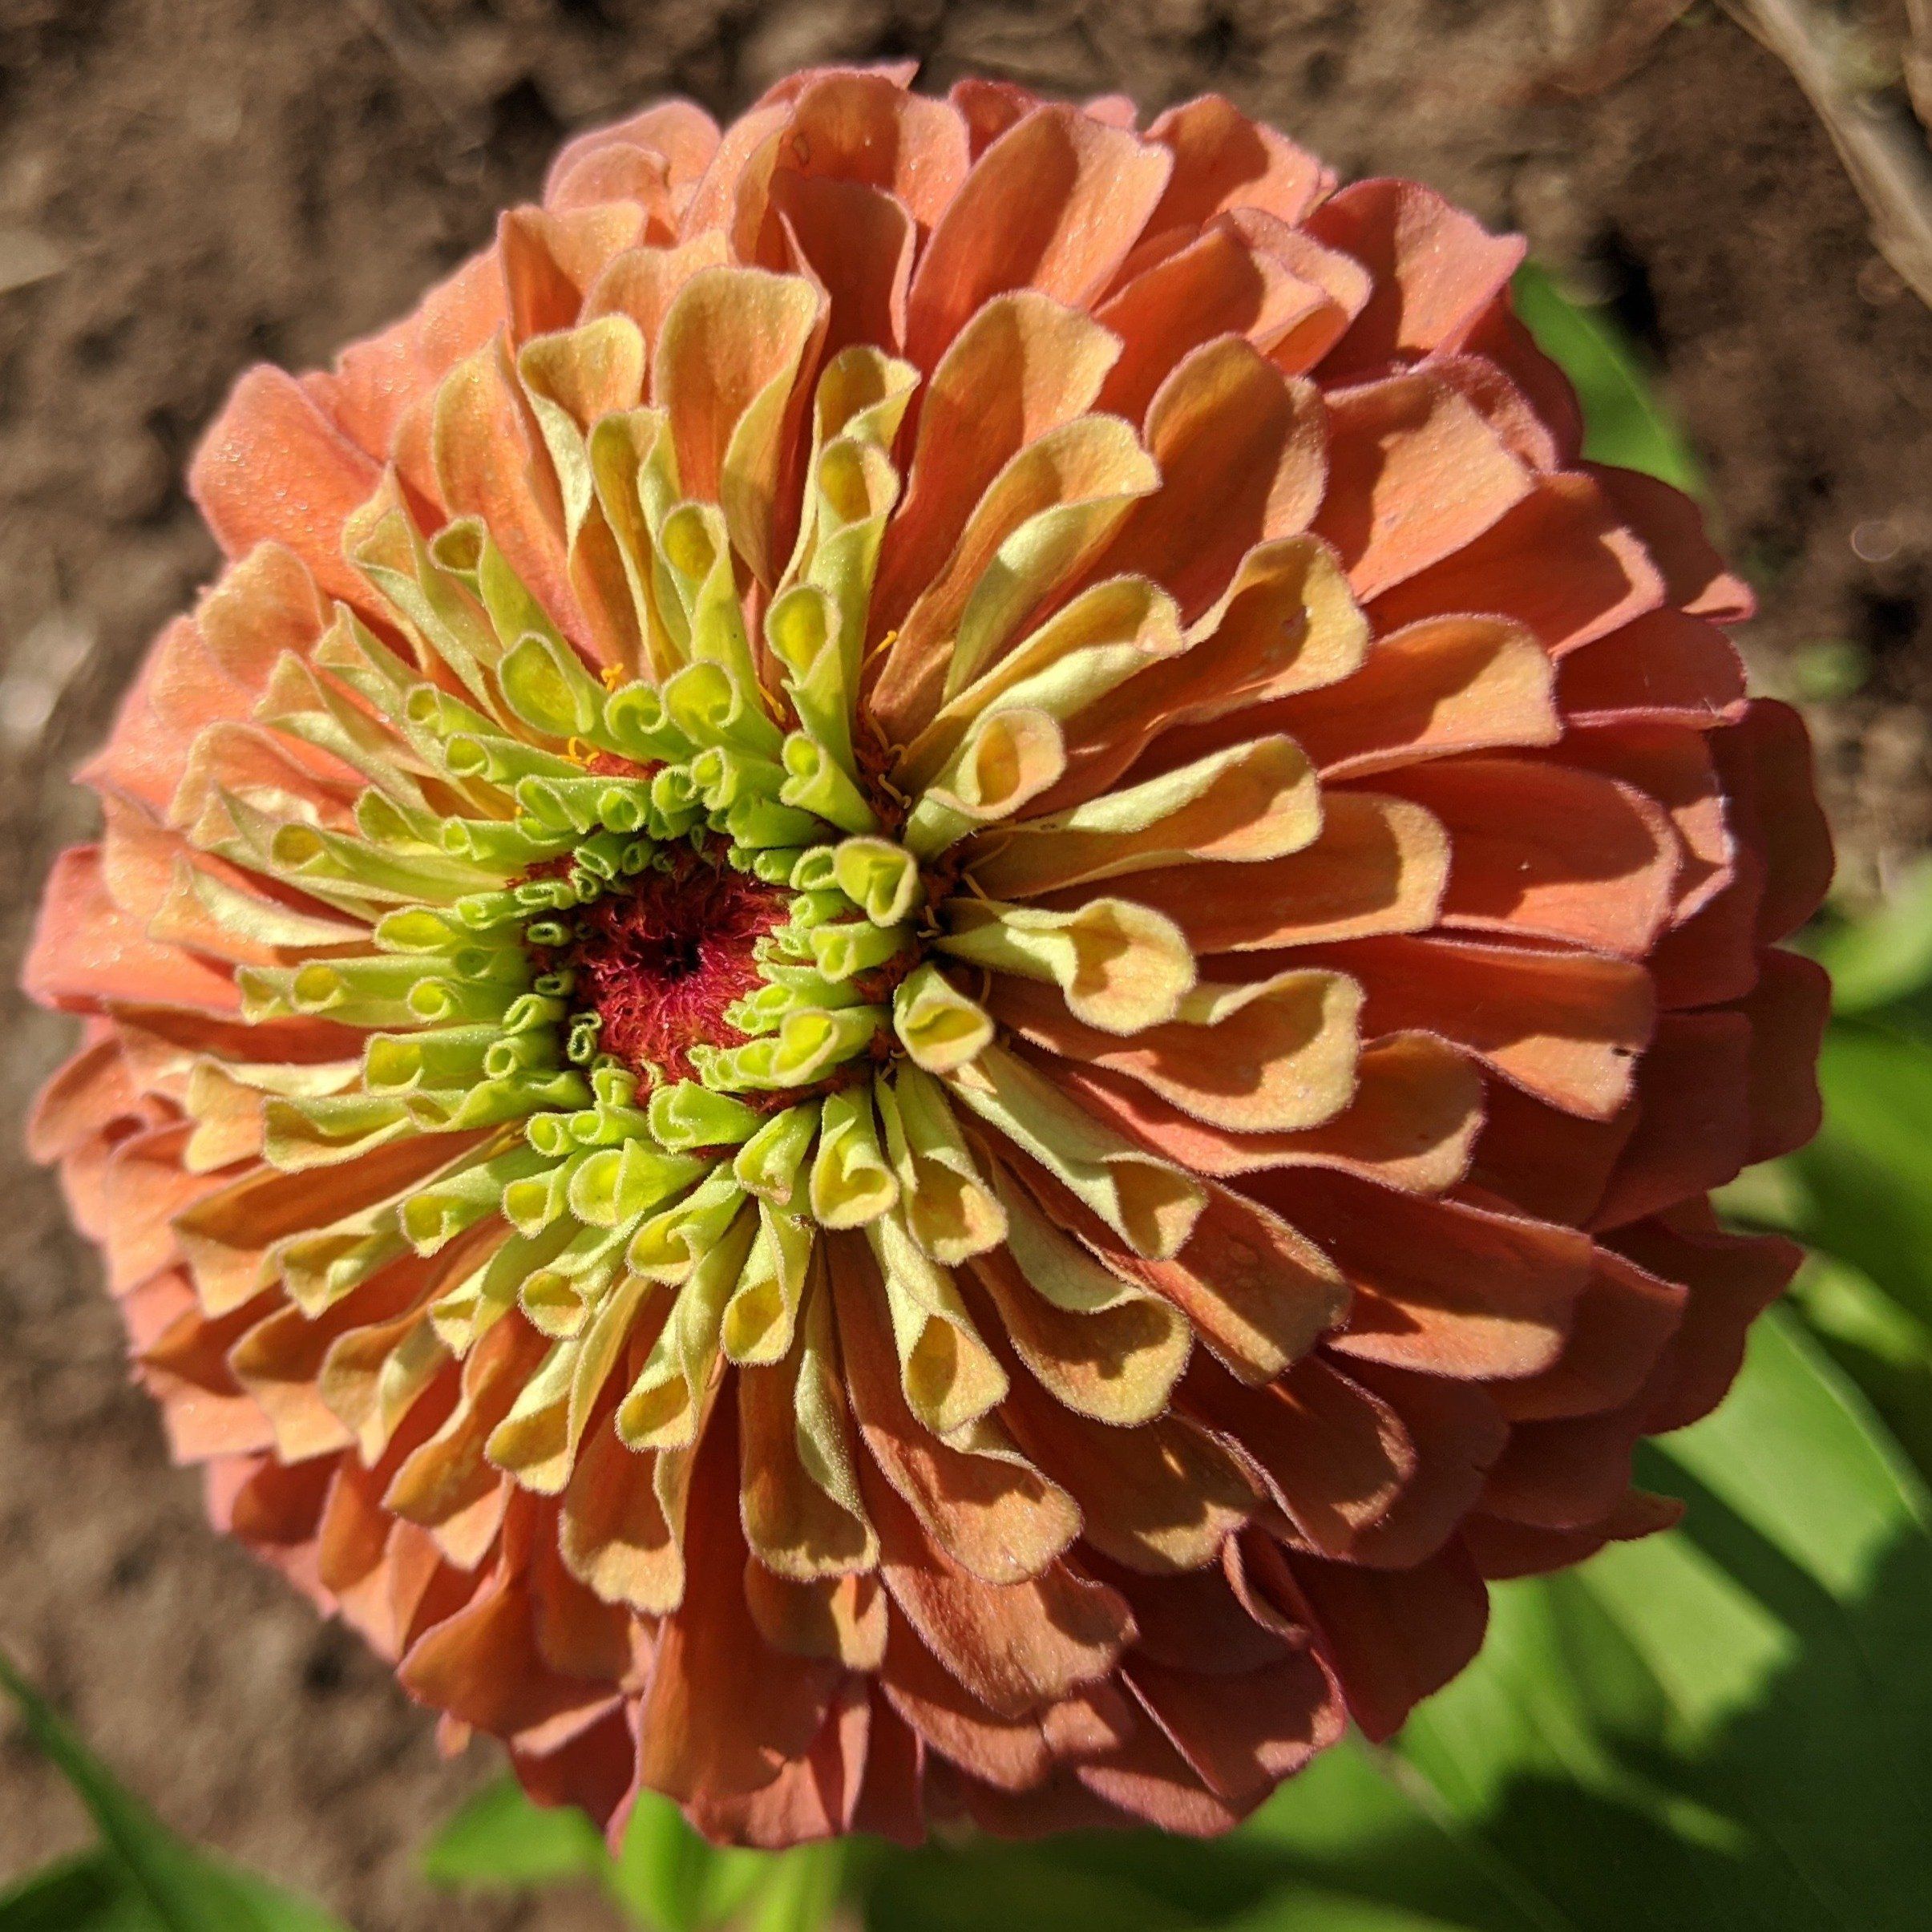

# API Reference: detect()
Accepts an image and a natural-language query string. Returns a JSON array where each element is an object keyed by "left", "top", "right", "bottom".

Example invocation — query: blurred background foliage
[{"left": 4, "top": 267, "right": 1928, "bottom": 1931}]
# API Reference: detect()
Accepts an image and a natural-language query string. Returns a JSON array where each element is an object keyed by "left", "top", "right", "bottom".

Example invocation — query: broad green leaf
[
  {"left": 1773, "top": 1020, "right": 1932, "bottom": 1331},
  {"left": 1716, "top": 866, "right": 1932, "bottom": 1477},
  {"left": 609, "top": 1793, "right": 719, "bottom": 1932},
  {"left": 855, "top": 1310, "right": 1930, "bottom": 1932},
  {"left": 420, "top": 1776, "right": 798, "bottom": 1931},
  {"left": 608, "top": 1791, "right": 774, "bottom": 1931},
  {"left": 0, "top": 1851, "right": 156, "bottom": 1931},
  {"left": 1787, "top": 1254, "right": 1932, "bottom": 1485},
  {"left": 853, "top": 1837, "right": 1184, "bottom": 1932},
  {"left": 848, "top": 1726, "right": 1547, "bottom": 1932},
  {"left": 420, "top": 1768, "right": 821, "bottom": 1932},
  {"left": 1215, "top": 1898, "right": 1493, "bottom": 1932},
  {"left": 1395, "top": 1308, "right": 1932, "bottom": 1930},
  {"left": 1239, "top": 1738, "right": 1561, "bottom": 1932},
  {"left": 698, "top": 1847, "right": 778, "bottom": 1930},
  {"left": 0, "top": 1650, "right": 350, "bottom": 1932},
  {"left": 1808, "top": 857, "right": 1932, "bottom": 1012},
  {"left": 741, "top": 1843, "right": 844, "bottom": 1932},
  {"left": 1512, "top": 262, "right": 1704, "bottom": 497},
  {"left": 419, "top": 1776, "right": 605, "bottom": 1889}
]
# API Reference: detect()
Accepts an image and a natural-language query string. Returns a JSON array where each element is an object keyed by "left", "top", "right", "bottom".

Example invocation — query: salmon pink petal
[
  {"left": 1590, "top": 460, "right": 1755, "bottom": 622},
  {"left": 1461, "top": 1488, "right": 1685, "bottom": 1581},
  {"left": 1314, "top": 370, "right": 1534, "bottom": 598},
  {"left": 1739, "top": 949, "right": 1830, "bottom": 1164},
  {"left": 1269, "top": 1172, "right": 1590, "bottom": 1382},
  {"left": 872, "top": 289, "right": 1121, "bottom": 635},
  {"left": 1093, "top": 337, "right": 1326, "bottom": 620},
  {"left": 1726, "top": 699, "right": 1836, "bottom": 941},
  {"left": 1612, "top": 1206, "right": 1801, "bottom": 1432},
  {"left": 189, "top": 366, "right": 383, "bottom": 608},
  {"left": 1094, "top": 224, "right": 1343, "bottom": 425},
  {"left": 312, "top": 251, "right": 509, "bottom": 470},
  {"left": 1125, "top": 1645, "right": 1342, "bottom": 1809},
  {"left": 1276, "top": 1538, "right": 1489, "bottom": 1740},
  {"left": 1558, "top": 608, "right": 1748, "bottom": 726},
  {"left": 1308, "top": 179, "right": 1526, "bottom": 378},
  {"left": 1145, "top": 95, "right": 1332, "bottom": 231},
  {"left": 1456, "top": 297, "right": 1587, "bottom": 463},
  {"left": 1340, "top": 1364, "right": 1510, "bottom": 1569},
  {"left": 905, "top": 104, "right": 1173, "bottom": 371},
  {"left": 1590, "top": 1012, "right": 1755, "bottom": 1229},
  {"left": 26, "top": 847, "right": 240, "bottom": 1015},
  {"left": 1383, "top": 755, "right": 1680, "bottom": 958},
  {"left": 1369, "top": 468, "right": 1663, "bottom": 653}
]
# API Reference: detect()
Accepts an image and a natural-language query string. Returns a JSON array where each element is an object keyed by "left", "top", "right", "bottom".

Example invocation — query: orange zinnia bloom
[{"left": 25, "top": 66, "right": 1831, "bottom": 1845}]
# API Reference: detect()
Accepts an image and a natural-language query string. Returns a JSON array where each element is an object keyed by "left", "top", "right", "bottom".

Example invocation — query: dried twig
[
  {"left": 1723, "top": 0, "right": 1932, "bottom": 312},
  {"left": 1906, "top": 0, "right": 1932, "bottom": 131}
]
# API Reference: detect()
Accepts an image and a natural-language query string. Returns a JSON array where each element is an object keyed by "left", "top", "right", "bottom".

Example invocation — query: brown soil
[{"left": 2, "top": 2, "right": 1930, "bottom": 1928}]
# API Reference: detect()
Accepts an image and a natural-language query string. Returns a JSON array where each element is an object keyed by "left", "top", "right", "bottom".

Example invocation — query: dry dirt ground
[{"left": 3, "top": 2, "right": 1930, "bottom": 1928}]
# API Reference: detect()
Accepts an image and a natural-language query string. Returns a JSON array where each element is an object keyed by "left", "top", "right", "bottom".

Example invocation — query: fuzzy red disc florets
[{"left": 545, "top": 847, "right": 790, "bottom": 1083}]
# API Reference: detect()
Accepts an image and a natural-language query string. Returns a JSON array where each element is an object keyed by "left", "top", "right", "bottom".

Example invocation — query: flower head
[{"left": 26, "top": 66, "right": 1832, "bottom": 1845}]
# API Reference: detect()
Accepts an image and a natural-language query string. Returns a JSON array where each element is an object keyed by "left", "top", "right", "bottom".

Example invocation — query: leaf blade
[
  {"left": 0, "top": 1650, "right": 350, "bottom": 1932},
  {"left": 1511, "top": 261, "right": 1704, "bottom": 496}
]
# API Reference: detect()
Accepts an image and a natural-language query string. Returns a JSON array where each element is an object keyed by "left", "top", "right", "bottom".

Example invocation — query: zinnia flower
[{"left": 25, "top": 65, "right": 1832, "bottom": 1846}]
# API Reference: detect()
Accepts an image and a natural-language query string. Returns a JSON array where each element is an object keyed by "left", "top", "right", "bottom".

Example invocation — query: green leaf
[
  {"left": 419, "top": 1773, "right": 805, "bottom": 1932},
  {"left": 854, "top": 1310, "right": 1932, "bottom": 1932},
  {"left": 1716, "top": 864, "right": 1932, "bottom": 1479},
  {"left": 419, "top": 1776, "right": 607, "bottom": 1890},
  {"left": 1785, "top": 639, "right": 1871, "bottom": 705},
  {"left": 847, "top": 1728, "right": 1552, "bottom": 1932},
  {"left": 740, "top": 1843, "right": 844, "bottom": 1932},
  {"left": 1214, "top": 1897, "right": 1495, "bottom": 1932},
  {"left": 0, "top": 1650, "right": 349, "bottom": 1932},
  {"left": 1512, "top": 262, "right": 1704, "bottom": 497},
  {"left": 1776, "top": 1019, "right": 1932, "bottom": 1332},
  {"left": 852, "top": 1837, "right": 1186, "bottom": 1932},
  {"left": 0, "top": 1851, "right": 156, "bottom": 1931},
  {"left": 1809, "top": 856, "right": 1932, "bottom": 1013},
  {"left": 1787, "top": 1254, "right": 1932, "bottom": 1485},
  {"left": 608, "top": 1793, "right": 717, "bottom": 1932},
  {"left": 1392, "top": 1308, "right": 1932, "bottom": 1930},
  {"left": 1239, "top": 1738, "right": 1562, "bottom": 1932},
  {"left": 607, "top": 1791, "right": 778, "bottom": 1931},
  {"left": 699, "top": 1845, "right": 782, "bottom": 1930}
]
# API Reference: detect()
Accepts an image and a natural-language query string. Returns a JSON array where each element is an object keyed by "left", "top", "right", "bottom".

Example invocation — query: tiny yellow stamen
[
  {"left": 565, "top": 737, "right": 595, "bottom": 765},
  {"left": 600, "top": 664, "right": 626, "bottom": 692}
]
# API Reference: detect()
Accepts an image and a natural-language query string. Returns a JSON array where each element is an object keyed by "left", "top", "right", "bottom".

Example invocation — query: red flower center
[{"left": 545, "top": 847, "right": 790, "bottom": 1083}]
